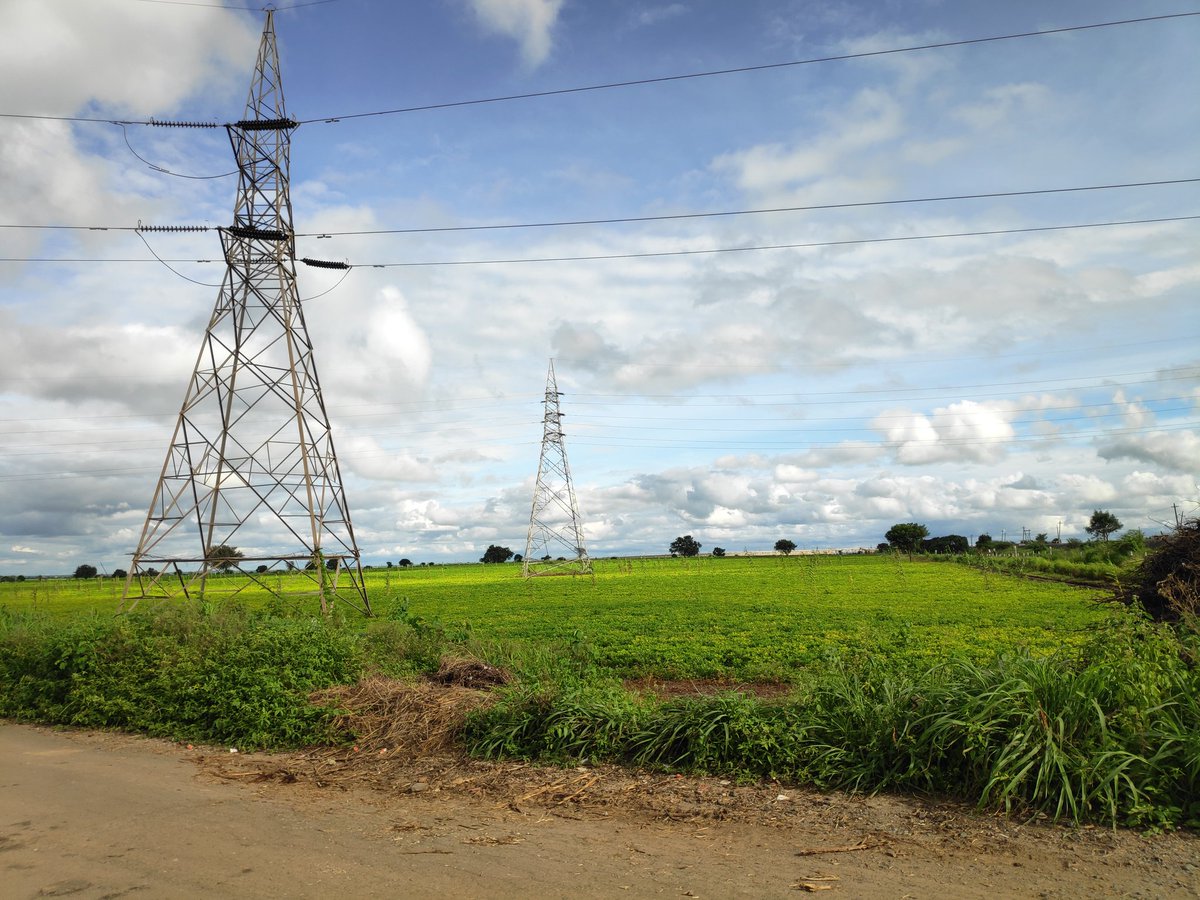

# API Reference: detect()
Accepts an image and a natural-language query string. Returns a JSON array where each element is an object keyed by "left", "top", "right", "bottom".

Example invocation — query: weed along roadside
[{"left": 1, "top": 553, "right": 1197, "bottom": 830}]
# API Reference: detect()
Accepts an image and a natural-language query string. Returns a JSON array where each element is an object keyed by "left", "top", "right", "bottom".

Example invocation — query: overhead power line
[
  {"left": 1, "top": 13, "right": 1195, "bottom": 128},
  {"left": 3, "top": 215, "right": 1196, "bottom": 269},
  {"left": 353, "top": 216, "right": 1200, "bottom": 268},
  {"left": 118, "top": 124, "right": 236, "bottom": 179},
  {"left": 292, "top": 178, "right": 1200, "bottom": 236},
  {"left": 295, "top": 12, "right": 1200, "bottom": 125},
  {"left": 4, "top": 177, "right": 1194, "bottom": 236}
]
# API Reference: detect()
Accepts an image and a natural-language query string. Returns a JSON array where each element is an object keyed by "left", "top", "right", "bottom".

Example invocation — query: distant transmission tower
[
  {"left": 122, "top": 11, "right": 369, "bottom": 614},
  {"left": 523, "top": 360, "right": 592, "bottom": 577}
]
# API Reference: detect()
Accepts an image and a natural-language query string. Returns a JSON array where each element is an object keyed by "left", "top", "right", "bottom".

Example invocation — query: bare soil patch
[
  {"left": 4, "top": 678, "right": 1199, "bottom": 898},
  {"left": 624, "top": 676, "right": 794, "bottom": 700}
]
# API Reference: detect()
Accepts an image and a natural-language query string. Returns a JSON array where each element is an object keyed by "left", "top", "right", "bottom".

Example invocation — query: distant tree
[
  {"left": 1035, "top": 533, "right": 1049, "bottom": 544},
  {"left": 255, "top": 564, "right": 269, "bottom": 574},
  {"left": 711, "top": 547, "right": 726, "bottom": 558},
  {"left": 1085, "top": 509, "right": 1123, "bottom": 542},
  {"left": 774, "top": 539, "right": 797, "bottom": 556},
  {"left": 669, "top": 535, "right": 701, "bottom": 557},
  {"left": 513, "top": 553, "right": 523, "bottom": 563},
  {"left": 73, "top": 564, "right": 98, "bottom": 579},
  {"left": 481, "top": 545, "right": 515, "bottom": 564},
  {"left": 327, "top": 558, "right": 338, "bottom": 571},
  {"left": 876, "top": 542, "right": 890, "bottom": 553},
  {"left": 885, "top": 523, "right": 929, "bottom": 555},
  {"left": 386, "top": 561, "right": 394, "bottom": 568},
  {"left": 976, "top": 534, "right": 993, "bottom": 549},
  {"left": 399, "top": 558, "right": 412, "bottom": 568},
  {"left": 922, "top": 535, "right": 969, "bottom": 554},
  {"left": 207, "top": 543, "right": 244, "bottom": 572},
  {"left": 112, "top": 568, "right": 128, "bottom": 580}
]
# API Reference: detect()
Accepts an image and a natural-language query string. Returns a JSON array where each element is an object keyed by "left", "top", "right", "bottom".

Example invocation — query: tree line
[
  {"left": 62, "top": 511, "right": 1130, "bottom": 578},
  {"left": 881, "top": 510, "right": 1124, "bottom": 556}
]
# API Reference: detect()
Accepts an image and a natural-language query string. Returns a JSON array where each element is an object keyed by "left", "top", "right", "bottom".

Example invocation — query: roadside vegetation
[
  {"left": 947, "top": 529, "right": 1149, "bottom": 586},
  {"left": 1, "top": 524, "right": 1197, "bottom": 829}
]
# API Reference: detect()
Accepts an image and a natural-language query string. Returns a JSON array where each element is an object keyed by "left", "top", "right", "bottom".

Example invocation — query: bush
[{"left": 0, "top": 605, "right": 361, "bottom": 748}]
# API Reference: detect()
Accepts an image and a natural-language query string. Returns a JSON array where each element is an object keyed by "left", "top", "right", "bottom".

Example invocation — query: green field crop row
[
  {"left": 0, "top": 555, "right": 1111, "bottom": 681},
  {"left": 360, "top": 555, "right": 1111, "bottom": 679}
]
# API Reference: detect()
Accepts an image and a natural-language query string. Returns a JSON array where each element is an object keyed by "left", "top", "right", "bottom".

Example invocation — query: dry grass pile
[
  {"left": 1128, "top": 518, "right": 1200, "bottom": 622},
  {"left": 429, "top": 655, "right": 512, "bottom": 689},
  {"left": 312, "top": 674, "right": 490, "bottom": 759},
  {"left": 291, "top": 658, "right": 515, "bottom": 789}
]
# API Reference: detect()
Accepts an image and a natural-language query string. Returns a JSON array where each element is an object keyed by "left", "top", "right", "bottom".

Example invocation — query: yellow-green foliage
[
  {"left": 0, "top": 555, "right": 1109, "bottom": 681},
  {"left": 366, "top": 556, "right": 1108, "bottom": 679}
]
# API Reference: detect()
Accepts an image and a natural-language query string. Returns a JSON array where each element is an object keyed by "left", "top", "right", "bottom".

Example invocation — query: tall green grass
[{"left": 463, "top": 613, "right": 1200, "bottom": 828}]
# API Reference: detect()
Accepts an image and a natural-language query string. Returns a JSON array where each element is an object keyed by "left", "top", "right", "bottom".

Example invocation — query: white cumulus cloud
[{"left": 462, "top": 0, "right": 565, "bottom": 66}]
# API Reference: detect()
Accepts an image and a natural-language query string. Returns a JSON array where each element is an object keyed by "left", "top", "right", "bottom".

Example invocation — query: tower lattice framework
[
  {"left": 123, "top": 11, "right": 369, "bottom": 614},
  {"left": 523, "top": 360, "right": 591, "bottom": 577}
]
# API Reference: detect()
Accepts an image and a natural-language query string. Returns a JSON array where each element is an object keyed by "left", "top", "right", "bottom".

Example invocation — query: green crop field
[
  {"left": 3, "top": 553, "right": 1196, "bottom": 827},
  {"left": 1, "top": 554, "right": 1110, "bottom": 681},
  {"left": 363, "top": 555, "right": 1111, "bottom": 679}
]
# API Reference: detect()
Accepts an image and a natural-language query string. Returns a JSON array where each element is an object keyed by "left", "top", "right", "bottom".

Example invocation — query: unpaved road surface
[{"left": 2, "top": 723, "right": 1197, "bottom": 898}]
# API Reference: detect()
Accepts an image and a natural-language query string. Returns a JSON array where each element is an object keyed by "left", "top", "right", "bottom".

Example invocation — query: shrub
[
  {"left": 0, "top": 605, "right": 361, "bottom": 748},
  {"left": 1123, "top": 519, "right": 1200, "bottom": 623}
]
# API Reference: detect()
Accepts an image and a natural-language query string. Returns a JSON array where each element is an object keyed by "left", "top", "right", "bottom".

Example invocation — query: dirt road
[{"left": 2, "top": 723, "right": 1197, "bottom": 898}]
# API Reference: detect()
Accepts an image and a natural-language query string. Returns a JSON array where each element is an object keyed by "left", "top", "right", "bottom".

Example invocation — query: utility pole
[
  {"left": 523, "top": 360, "right": 592, "bottom": 577},
  {"left": 122, "top": 11, "right": 369, "bottom": 614}
]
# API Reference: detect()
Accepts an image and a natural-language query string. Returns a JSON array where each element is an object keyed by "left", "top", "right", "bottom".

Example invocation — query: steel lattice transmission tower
[
  {"left": 523, "top": 360, "right": 592, "bottom": 577},
  {"left": 122, "top": 11, "right": 369, "bottom": 614}
]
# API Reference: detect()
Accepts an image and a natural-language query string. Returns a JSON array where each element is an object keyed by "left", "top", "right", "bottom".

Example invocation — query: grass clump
[
  {"left": 628, "top": 693, "right": 805, "bottom": 778},
  {"left": 464, "top": 680, "right": 645, "bottom": 763}
]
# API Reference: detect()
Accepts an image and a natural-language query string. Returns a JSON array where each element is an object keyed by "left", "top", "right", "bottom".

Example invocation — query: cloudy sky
[{"left": 1, "top": 0, "right": 1197, "bottom": 573}]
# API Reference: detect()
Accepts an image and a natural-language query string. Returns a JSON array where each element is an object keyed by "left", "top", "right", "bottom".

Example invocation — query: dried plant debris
[{"left": 429, "top": 656, "right": 512, "bottom": 689}]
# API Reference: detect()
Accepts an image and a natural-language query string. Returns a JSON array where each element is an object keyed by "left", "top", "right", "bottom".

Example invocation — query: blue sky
[{"left": 1, "top": 0, "right": 1197, "bottom": 572}]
